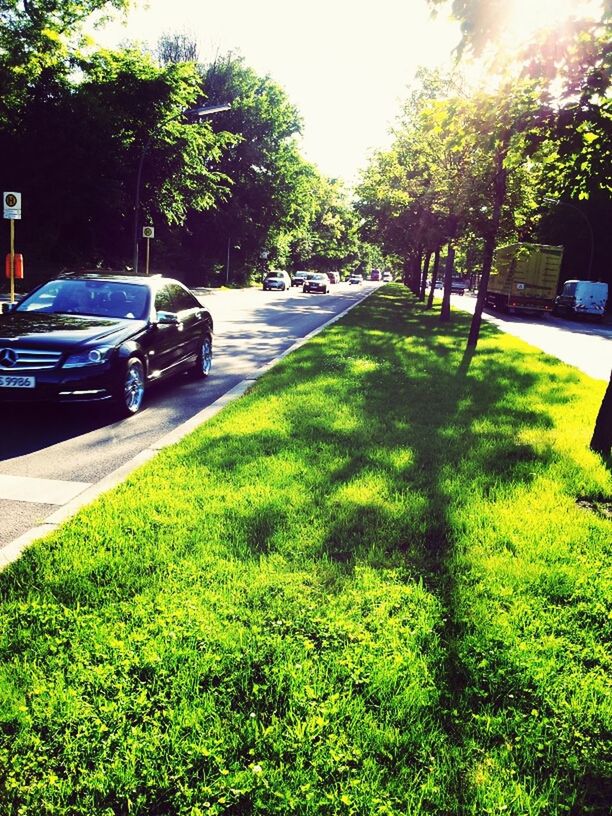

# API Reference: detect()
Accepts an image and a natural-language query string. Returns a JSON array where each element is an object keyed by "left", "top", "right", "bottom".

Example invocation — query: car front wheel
[
  {"left": 192, "top": 334, "right": 213, "bottom": 378},
  {"left": 116, "top": 357, "right": 145, "bottom": 416}
]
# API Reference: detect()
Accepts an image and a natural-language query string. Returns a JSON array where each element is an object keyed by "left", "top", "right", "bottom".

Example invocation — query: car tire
[
  {"left": 191, "top": 334, "right": 213, "bottom": 379},
  {"left": 115, "top": 357, "right": 145, "bottom": 417}
]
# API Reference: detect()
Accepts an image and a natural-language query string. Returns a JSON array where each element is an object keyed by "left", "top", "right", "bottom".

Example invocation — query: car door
[
  {"left": 558, "top": 281, "right": 576, "bottom": 313},
  {"left": 170, "top": 284, "right": 210, "bottom": 367},
  {"left": 152, "top": 282, "right": 208, "bottom": 378}
]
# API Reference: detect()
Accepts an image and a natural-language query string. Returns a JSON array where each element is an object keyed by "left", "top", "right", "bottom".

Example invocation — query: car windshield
[{"left": 16, "top": 279, "right": 150, "bottom": 320}]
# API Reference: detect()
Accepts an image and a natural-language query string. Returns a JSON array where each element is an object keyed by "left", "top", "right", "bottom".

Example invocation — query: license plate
[{"left": 0, "top": 375, "right": 36, "bottom": 388}]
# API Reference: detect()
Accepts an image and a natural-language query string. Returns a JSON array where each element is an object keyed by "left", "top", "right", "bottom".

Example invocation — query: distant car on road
[
  {"left": 349, "top": 274, "right": 363, "bottom": 285},
  {"left": 370, "top": 269, "right": 382, "bottom": 281},
  {"left": 291, "top": 270, "right": 309, "bottom": 287},
  {"left": 382, "top": 271, "right": 393, "bottom": 282},
  {"left": 303, "top": 273, "right": 330, "bottom": 294},
  {"left": 0, "top": 273, "right": 213, "bottom": 417},
  {"left": 431, "top": 278, "right": 466, "bottom": 294},
  {"left": 263, "top": 271, "right": 291, "bottom": 291}
]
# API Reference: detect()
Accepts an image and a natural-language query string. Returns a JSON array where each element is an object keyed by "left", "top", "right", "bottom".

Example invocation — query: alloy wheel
[{"left": 123, "top": 359, "right": 145, "bottom": 414}]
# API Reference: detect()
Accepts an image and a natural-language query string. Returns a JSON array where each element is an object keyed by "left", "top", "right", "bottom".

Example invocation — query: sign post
[
  {"left": 142, "top": 226, "right": 154, "bottom": 276},
  {"left": 3, "top": 192, "right": 21, "bottom": 303}
]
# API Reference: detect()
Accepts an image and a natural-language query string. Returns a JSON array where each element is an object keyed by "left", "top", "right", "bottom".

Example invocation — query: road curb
[{"left": 0, "top": 287, "right": 375, "bottom": 571}]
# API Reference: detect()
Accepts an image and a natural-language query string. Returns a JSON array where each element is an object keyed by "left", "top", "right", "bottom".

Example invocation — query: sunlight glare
[{"left": 502, "top": 0, "right": 603, "bottom": 44}]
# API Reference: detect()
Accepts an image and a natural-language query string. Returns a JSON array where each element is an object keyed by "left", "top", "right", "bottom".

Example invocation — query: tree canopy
[{"left": 1, "top": 11, "right": 367, "bottom": 285}]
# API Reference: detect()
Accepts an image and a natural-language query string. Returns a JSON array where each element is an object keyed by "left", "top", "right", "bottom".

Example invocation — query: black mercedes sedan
[{"left": 0, "top": 274, "right": 213, "bottom": 417}]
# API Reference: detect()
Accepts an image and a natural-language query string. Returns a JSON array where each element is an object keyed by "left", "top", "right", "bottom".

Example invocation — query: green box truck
[{"left": 486, "top": 243, "right": 564, "bottom": 315}]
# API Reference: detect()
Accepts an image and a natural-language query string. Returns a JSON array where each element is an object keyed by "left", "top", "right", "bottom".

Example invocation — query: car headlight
[{"left": 63, "top": 346, "right": 114, "bottom": 368}]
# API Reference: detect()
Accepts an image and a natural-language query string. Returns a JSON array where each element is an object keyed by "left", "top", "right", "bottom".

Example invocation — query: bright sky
[
  {"left": 93, "top": 0, "right": 604, "bottom": 188},
  {"left": 93, "top": 0, "right": 462, "bottom": 186}
]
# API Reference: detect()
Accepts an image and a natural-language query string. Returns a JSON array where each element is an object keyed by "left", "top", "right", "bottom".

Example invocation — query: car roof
[{"left": 57, "top": 272, "right": 174, "bottom": 288}]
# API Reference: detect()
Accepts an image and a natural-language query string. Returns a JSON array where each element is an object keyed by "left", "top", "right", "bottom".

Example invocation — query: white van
[{"left": 554, "top": 280, "right": 608, "bottom": 318}]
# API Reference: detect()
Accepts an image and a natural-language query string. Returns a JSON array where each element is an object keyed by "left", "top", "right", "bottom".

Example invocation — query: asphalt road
[
  {"left": 0, "top": 282, "right": 374, "bottom": 547},
  {"left": 446, "top": 293, "right": 611, "bottom": 381}
]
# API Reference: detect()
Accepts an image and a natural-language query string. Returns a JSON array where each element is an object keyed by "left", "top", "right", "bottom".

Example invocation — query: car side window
[{"left": 155, "top": 283, "right": 199, "bottom": 313}]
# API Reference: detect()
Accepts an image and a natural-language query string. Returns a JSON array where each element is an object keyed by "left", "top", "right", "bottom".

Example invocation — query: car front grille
[{"left": 0, "top": 347, "right": 62, "bottom": 370}]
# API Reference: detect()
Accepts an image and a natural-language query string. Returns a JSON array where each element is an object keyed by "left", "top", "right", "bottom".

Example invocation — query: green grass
[{"left": 0, "top": 286, "right": 610, "bottom": 815}]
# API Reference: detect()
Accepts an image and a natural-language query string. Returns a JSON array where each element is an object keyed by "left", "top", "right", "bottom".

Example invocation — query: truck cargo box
[{"left": 486, "top": 243, "right": 564, "bottom": 314}]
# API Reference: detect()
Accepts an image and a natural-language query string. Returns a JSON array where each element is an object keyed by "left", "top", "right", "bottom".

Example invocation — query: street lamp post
[
  {"left": 225, "top": 237, "right": 241, "bottom": 284},
  {"left": 132, "top": 102, "right": 230, "bottom": 274},
  {"left": 544, "top": 197, "right": 595, "bottom": 280}
]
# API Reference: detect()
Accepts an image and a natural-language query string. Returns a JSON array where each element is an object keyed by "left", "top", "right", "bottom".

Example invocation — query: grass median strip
[{"left": 1, "top": 286, "right": 610, "bottom": 815}]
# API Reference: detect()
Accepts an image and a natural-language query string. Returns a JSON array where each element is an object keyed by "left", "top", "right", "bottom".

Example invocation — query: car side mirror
[
  {"left": 156, "top": 310, "right": 179, "bottom": 325},
  {"left": 0, "top": 302, "right": 17, "bottom": 314}
]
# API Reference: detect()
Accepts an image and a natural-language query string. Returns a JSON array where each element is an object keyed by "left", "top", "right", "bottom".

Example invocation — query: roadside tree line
[
  {"left": 355, "top": 1, "right": 611, "bottom": 454},
  {"left": 0, "top": 0, "right": 383, "bottom": 287}
]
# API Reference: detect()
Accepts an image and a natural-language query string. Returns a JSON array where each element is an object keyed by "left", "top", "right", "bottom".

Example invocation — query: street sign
[
  {"left": 3, "top": 192, "right": 21, "bottom": 220},
  {"left": 143, "top": 226, "right": 154, "bottom": 239}
]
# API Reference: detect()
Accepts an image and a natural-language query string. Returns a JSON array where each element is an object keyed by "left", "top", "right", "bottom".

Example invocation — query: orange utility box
[{"left": 5, "top": 253, "right": 24, "bottom": 278}]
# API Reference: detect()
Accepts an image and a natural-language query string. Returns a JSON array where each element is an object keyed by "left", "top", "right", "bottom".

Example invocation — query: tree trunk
[
  {"left": 466, "top": 143, "right": 508, "bottom": 349},
  {"left": 402, "top": 257, "right": 411, "bottom": 288},
  {"left": 419, "top": 251, "right": 432, "bottom": 301},
  {"left": 440, "top": 244, "right": 455, "bottom": 322},
  {"left": 426, "top": 247, "right": 440, "bottom": 309},
  {"left": 590, "top": 370, "right": 612, "bottom": 455},
  {"left": 408, "top": 254, "right": 421, "bottom": 295}
]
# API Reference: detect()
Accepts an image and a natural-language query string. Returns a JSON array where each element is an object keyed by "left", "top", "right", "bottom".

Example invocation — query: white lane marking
[{"left": 0, "top": 474, "right": 92, "bottom": 505}]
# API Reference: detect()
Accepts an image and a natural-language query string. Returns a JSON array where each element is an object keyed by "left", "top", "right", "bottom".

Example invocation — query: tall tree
[
  {"left": 289, "top": 176, "right": 360, "bottom": 273},
  {"left": 179, "top": 53, "right": 311, "bottom": 283},
  {"left": 157, "top": 32, "right": 199, "bottom": 66},
  {"left": 0, "top": 46, "right": 234, "bottom": 273},
  {"left": 0, "top": 0, "right": 131, "bottom": 116}
]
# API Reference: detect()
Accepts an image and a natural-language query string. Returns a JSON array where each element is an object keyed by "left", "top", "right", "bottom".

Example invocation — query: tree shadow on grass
[
  {"left": 232, "top": 288, "right": 606, "bottom": 811},
  {"left": 0, "top": 287, "right": 606, "bottom": 814}
]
